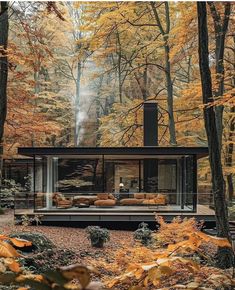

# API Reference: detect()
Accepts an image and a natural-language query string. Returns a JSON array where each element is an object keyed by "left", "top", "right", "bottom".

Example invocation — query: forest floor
[
  {"left": 0, "top": 209, "right": 134, "bottom": 264},
  {"left": 0, "top": 210, "right": 234, "bottom": 290}
]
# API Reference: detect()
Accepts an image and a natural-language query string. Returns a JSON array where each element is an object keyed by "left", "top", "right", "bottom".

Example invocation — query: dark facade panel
[{"left": 143, "top": 102, "right": 158, "bottom": 146}]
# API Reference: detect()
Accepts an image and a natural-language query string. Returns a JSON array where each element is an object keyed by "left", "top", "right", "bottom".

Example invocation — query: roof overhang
[{"left": 18, "top": 146, "right": 209, "bottom": 159}]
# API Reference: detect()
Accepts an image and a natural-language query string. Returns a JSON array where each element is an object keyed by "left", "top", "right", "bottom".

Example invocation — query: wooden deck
[{"left": 14, "top": 205, "right": 215, "bottom": 222}]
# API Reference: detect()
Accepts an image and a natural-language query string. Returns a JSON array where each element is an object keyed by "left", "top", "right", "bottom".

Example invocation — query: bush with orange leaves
[
  {"left": 154, "top": 215, "right": 204, "bottom": 246},
  {"left": 99, "top": 217, "right": 234, "bottom": 290}
]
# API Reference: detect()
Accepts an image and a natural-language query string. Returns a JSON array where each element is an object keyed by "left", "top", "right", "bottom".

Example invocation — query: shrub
[
  {"left": 134, "top": 222, "right": 152, "bottom": 246},
  {"left": 20, "top": 214, "right": 43, "bottom": 227},
  {"left": 154, "top": 215, "right": 203, "bottom": 246},
  {"left": 86, "top": 226, "right": 110, "bottom": 248},
  {"left": 0, "top": 207, "right": 4, "bottom": 215}
]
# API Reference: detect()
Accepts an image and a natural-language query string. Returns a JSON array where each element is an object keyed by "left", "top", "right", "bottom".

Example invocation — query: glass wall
[
  {"left": 33, "top": 154, "right": 197, "bottom": 212},
  {"left": 56, "top": 157, "right": 103, "bottom": 193},
  {"left": 3, "top": 159, "right": 32, "bottom": 213},
  {"left": 105, "top": 159, "right": 140, "bottom": 193}
]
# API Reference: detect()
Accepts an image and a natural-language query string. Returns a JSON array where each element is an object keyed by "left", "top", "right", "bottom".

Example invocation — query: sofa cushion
[
  {"left": 142, "top": 199, "right": 157, "bottom": 205},
  {"left": 74, "top": 196, "right": 97, "bottom": 200},
  {"left": 97, "top": 193, "right": 109, "bottom": 200},
  {"left": 120, "top": 198, "right": 144, "bottom": 205},
  {"left": 108, "top": 194, "right": 116, "bottom": 200},
  {"left": 94, "top": 199, "right": 116, "bottom": 206},
  {"left": 73, "top": 196, "right": 97, "bottom": 206},
  {"left": 134, "top": 193, "right": 145, "bottom": 199},
  {"left": 157, "top": 194, "right": 166, "bottom": 199},
  {"left": 145, "top": 193, "right": 157, "bottom": 199}
]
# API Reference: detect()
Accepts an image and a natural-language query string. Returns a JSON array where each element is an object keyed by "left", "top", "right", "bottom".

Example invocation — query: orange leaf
[
  {"left": 16, "top": 274, "right": 44, "bottom": 282},
  {"left": 9, "top": 238, "right": 32, "bottom": 248},
  {"left": 5, "top": 258, "right": 21, "bottom": 273},
  {"left": 0, "top": 235, "right": 10, "bottom": 240},
  {"left": 0, "top": 241, "right": 22, "bottom": 258},
  {"left": 194, "top": 232, "right": 232, "bottom": 248}
]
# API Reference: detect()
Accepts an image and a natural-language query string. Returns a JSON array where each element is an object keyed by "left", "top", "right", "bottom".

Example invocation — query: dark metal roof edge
[{"left": 18, "top": 146, "right": 209, "bottom": 158}]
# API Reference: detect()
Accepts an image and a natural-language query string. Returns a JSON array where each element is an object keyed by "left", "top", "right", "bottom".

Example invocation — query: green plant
[
  {"left": 0, "top": 207, "right": 4, "bottom": 215},
  {"left": 0, "top": 179, "right": 24, "bottom": 200},
  {"left": 86, "top": 226, "right": 110, "bottom": 248},
  {"left": 21, "top": 214, "right": 43, "bottom": 227},
  {"left": 24, "top": 174, "right": 32, "bottom": 192},
  {"left": 134, "top": 222, "right": 153, "bottom": 246}
]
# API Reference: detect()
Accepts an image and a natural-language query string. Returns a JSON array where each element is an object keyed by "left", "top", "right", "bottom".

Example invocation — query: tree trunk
[
  {"left": 142, "top": 62, "right": 148, "bottom": 101},
  {"left": 150, "top": 2, "right": 177, "bottom": 145},
  {"left": 225, "top": 36, "right": 235, "bottom": 202},
  {"left": 95, "top": 75, "right": 104, "bottom": 145},
  {"left": 227, "top": 174, "right": 234, "bottom": 202},
  {"left": 116, "top": 30, "right": 123, "bottom": 103},
  {"left": 197, "top": 2, "right": 234, "bottom": 269},
  {"left": 74, "top": 60, "right": 82, "bottom": 146},
  {"left": 164, "top": 41, "right": 177, "bottom": 145},
  {"left": 0, "top": 2, "right": 9, "bottom": 185},
  {"left": 225, "top": 106, "right": 234, "bottom": 201},
  {"left": 208, "top": 2, "right": 231, "bottom": 151}
]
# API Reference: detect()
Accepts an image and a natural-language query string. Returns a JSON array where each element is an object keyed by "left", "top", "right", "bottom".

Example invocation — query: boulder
[
  {"left": 10, "top": 232, "right": 54, "bottom": 253},
  {"left": 9, "top": 232, "right": 75, "bottom": 273}
]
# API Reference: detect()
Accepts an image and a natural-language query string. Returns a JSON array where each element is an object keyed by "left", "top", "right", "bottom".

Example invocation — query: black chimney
[
  {"left": 143, "top": 102, "right": 158, "bottom": 146},
  {"left": 143, "top": 102, "right": 158, "bottom": 192}
]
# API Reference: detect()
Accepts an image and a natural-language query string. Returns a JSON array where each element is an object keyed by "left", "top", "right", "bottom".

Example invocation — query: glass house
[
  {"left": 16, "top": 102, "right": 212, "bottom": 220},
  {"left": 17, "top": 146, "right": 209, "bottom": 214}
]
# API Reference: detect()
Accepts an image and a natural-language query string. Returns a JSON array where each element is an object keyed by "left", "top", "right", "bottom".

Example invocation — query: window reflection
[{"left": 57, "top": 158, "right": 103, "bottom": 193}]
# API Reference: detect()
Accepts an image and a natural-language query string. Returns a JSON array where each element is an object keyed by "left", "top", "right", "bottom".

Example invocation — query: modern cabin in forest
[{"left": 14, "top": 102, "right": 215, "bottom": 222}]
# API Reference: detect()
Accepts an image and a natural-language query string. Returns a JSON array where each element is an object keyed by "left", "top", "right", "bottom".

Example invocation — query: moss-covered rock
[
  {"left": 9, "top": 232, "right": 76, "bottom": 274},
  {"left": 9, "top": 232, "right": 54, "bottom": 253}
]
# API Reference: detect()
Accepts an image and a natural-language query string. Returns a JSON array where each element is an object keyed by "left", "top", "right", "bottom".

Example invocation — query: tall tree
[
  {"left": 197, "top": 1, "right": 234, "bottom": 269},
  {"left": 0, "top": 2, "right": 9, "bottom": 181},
  {"left": 150, "top": 1, "right": 177, "bottom": 145},
  {"left": 208, "top": 2, "right": 231, "bottom": 150}
]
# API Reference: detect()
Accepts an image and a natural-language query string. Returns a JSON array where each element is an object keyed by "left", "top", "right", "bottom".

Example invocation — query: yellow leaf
[
  {"left": 0, "top": 242, "right": 21, "bottom": 258},
  {"left": 4, "top": 258, "right": 21, "bottom": 273},
  {"left": 134, "top": 268, "right": 144, "bottom": 280},
  {"left": 143, "top": 275, "right": 149, "bottom": 287},
  {"left": 0, "top": 262, "right": 6, "bottom": 273},
  {"left": 16, "top": 274, "right": 43, "bottom": 282},
  {"left": 148, "top": 267, "right": 162, "bottom": 282},
  {"left": 60, "top": 265, "right": 90, "bottom": 288},
  {"left": 194, "top": 232, "right": 232, "bottom": 248},
  {"left": 186, "top": 281, "right": 200, "bottom": 288},
  {"left": 159, "top": 265, "right": 173, "bottom": 276}
]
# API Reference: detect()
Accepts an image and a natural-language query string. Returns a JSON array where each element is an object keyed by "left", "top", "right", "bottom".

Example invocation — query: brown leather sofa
[
  {"left": 94, "top": 193, "right": 116, "bottom": 207},
  {"left": 73, "top": 195, "right": 98, "bottom": 206},
  {"left": 52, "top": 192, "right": 73, "bottom": 208},
  {"left": 120, "top": 193, "right": 167, "bottom": 206}
]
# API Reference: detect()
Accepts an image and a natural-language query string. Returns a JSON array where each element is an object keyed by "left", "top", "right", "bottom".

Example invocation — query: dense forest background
[{"left": 0, "top": 1, "right": 234, "bottom": 198}]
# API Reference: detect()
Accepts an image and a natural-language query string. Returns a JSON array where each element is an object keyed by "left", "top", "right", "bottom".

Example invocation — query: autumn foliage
[
  {"left": 0, "top": 216, "right": 234, "bottom": 289},
  {"left": 101, "top": 216, "right": 234, "bottom": 289}
]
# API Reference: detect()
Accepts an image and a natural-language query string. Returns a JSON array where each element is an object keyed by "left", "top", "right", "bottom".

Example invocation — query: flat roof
[{"left": 18, "top": 146, "right": 209, "bottom": 159}]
